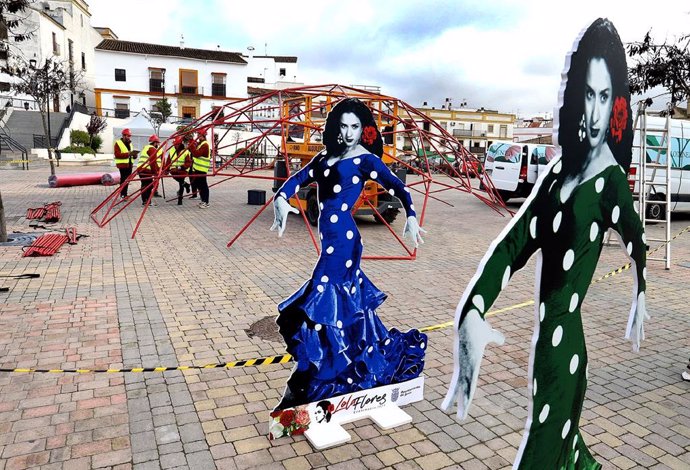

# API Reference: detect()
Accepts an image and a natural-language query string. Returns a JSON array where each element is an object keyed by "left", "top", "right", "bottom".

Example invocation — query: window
[
  {"left": 179, "top": 69, "right": 198, "bottom": 94},
  {"left": 114, "top": 97, "right": 130, "bottom": 118},
  {"left": 0, "top": 81, "right": 10, "bottom": 92},
  {"left": 279, "top": 68, "right": 286, "bottom": 77},
  {"left": 80, "top": 15, "right": 83, "bottom": 27},
  {"left": 81, "top": 52, "right": 86, "bottom": 70},
  {"left": 499, "top": 124, "right": 508, "bottom": 138},
  {"left": 68, "top": 39, "right": 73, "bottom": 63},
  {"left": 52, "top": 32, "right": 59, "bottom": 55},
  {"left": 487, "top": 124, "right": 494, "bottom": 133},
  {"left": 211, "top": 73, "right": 226, "bottom": 97},
  {"left": 149, "top": 68, "right": 165, "bottom": 93},
  {"left": 182, "top": 106, "right": 196, "bottom": 119},
  {"left": 115, "top": 68, "right": 126, "bottom": 81},
  {"left": 0, "top": 23, "right": 7, "bottom": 40}
]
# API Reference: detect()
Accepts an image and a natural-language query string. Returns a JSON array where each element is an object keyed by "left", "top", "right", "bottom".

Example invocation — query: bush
[
  {"left": 60, "top": 145, "right": 95, "bottom": 155},
  {"left": 90, "top": 135, "right": 103, "bottom": 152},
  {"left": 70, "top": 130, "right": 90, "bottom": 147}
]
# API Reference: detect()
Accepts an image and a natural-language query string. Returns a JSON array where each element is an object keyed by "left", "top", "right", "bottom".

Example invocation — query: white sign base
[{"left": 301, "top": 376, "right": 424, "bottom": 449}]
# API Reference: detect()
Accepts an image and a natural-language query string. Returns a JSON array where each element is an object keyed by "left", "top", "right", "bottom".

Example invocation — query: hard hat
[
  {"left": 122, "top": 128, "right": 132, "bottom": 137},
  {"left": 148, "top": 134, "right": 160, "bottom": 143},
  {"left": 173, "top": 136, "right": 183, "bottom": 146}
]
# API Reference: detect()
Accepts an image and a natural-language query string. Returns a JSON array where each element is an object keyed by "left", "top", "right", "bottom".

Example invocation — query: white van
[
  {"left": 631, "top": 116, "right": 690, "bottom": 219},
  {"left": 482, "top": 141, "right": 558, "bottom": 201}
]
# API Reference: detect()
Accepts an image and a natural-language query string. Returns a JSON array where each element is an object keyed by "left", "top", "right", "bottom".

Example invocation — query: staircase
[{"left": 3, "top": 110, "right": 68, "bottom": 151}]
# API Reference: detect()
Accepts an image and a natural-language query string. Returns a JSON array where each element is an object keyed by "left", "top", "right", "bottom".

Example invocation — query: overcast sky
[{"left": 88, "top": 0, "right": 690, "bottom": 118}]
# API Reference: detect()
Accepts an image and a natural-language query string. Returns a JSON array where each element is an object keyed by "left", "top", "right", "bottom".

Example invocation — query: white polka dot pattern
[
  {"left": 345, "top": 260, "right": 353, "bottom": 268},
  {"left": 533, "top": 379, "right": 537, "bottom": 396},
  {"left": 595, "top": 177, "right": 604, "bottom": 193},
  {"left": 321, "top": 275, "right": 329, "bottom": 283},
  {"left": 346, "top": 230, "right": 354, "bottom": 239},
  {"left": 326, "top": 246, "right": 334, "bottom": 254},
  {"left": 472, "top": 295, "right": 485, "bottom": 313},
  {"left": 569, "top": 293, "right": 579, "bottom": 313},
  {"left": 539, "top": 404, "right": 550, "bottom": 423},
  {"left": 336, "top": 320, "right": 343, "bottom": 328},
  {"left": 530, "top": 217, "right": 538, "bottom": 238},
  {"left": 561, "top": 420, "right": 571, "bottom": 439},
  {"left": 330, "top": 214, "right": 338, "bottom": 223},
  {"left": 317, "top": 285, "right": 324, "bottom": 293},
  {"left": 333, "top": 184, "right": 341, "bottom": 193},
  {"left": 309, "top": 169, "right": 313, "bottom": 178},
  {"left": 553, "top": 160, "right": 562, "bottom": 174},
  {"left": 552, "top": 326, "right": 563, "bottom": 346},
  {"left": 612, "top": 205, "right": 620, "bottom": 223},
  {"left": 627, "top": 242, "right": 633, "bottom": 255},
  {"left": 280, "top": 192, "right": 287, "bottom": 199},
  {"left": 569, "top": 354, "right": 579, "bottom": 374},
  {"left": 341, "top": 203, "right": 348, "bottom": 211},
  {"left": 295, "top": 185, "right": 300, "bottom": 192},
  {"left": 553, "top": 212, "right": 562, "bottom": 233},
  {"left": 539, "top": 303, "right": 545, "bottom": 322},
  {"left": 352, "top": 176, "right": 360, "bottom": 184},
  {"left": 502, "top": 266, "right": 511, "bottom": 289},
  {"left": 370, "top": 171, "right": 378, "bottom": 179},
  {"left": 589, "top": 222, "right": 598, "bottom": 242},
  {"left": 325, "top": 169, "right": 330, "bottom": 177},
  {"left": 319, "top": 202, "right": 324, "bottom": 210},
  {"left": 389, "top": 188, "right": 395, "bottom": 196},
  {"left": 350, "top": 286, "right": 356, "bottom": 294},
  {"left": 353, "top": 158, "right": 361, "bottom": 165},
  {"left": 563, "top": 249, "right": 574, "bottom": 270},
  {"left": 315, "top": 324, "right": 322, "bottom": 331}
]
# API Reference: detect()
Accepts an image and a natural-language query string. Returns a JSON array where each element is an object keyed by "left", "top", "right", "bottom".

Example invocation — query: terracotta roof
[
  {"left": 249, "top": 55, "right": 298, "bottom": 63},
  {"left": 96, "top": 39, "right": 247, "bottom": 64}
]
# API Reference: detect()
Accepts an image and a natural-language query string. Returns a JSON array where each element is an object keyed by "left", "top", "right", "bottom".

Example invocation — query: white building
[
  {"left": 0, "top": 0, "right": 102, "bottom": 111},
  {"left": 94, "top": 39, "right": 249, "bottom": 121},
  {"left": 94, "top": 37, "right": 301, "bottom": 122}
]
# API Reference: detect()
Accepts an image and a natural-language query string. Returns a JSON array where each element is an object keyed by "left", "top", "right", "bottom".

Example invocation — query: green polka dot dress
[{"left": 458, "top": 158, "right": 646, "bottom": 469}]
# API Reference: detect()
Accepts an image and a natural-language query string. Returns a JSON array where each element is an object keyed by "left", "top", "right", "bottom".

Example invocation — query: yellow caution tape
[{"left": 3, "top": 224, "right": 688, "bottom": 374}]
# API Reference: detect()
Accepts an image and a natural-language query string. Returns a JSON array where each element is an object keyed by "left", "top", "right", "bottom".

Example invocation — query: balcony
[
  {"left": 452, "top": 129, "right": 488, "bottom": 138},
  {"left": 175, "top": 85, "right": 202, "bottom": 96},
  {"left": 114, "top": 108, "right": 130, "bottom": 119},
  {"left": 211, "top": 83, "right": 226, "bottom": 97},
  {"left": 149, "top": 78, "right": 165, "bottom": 93}
]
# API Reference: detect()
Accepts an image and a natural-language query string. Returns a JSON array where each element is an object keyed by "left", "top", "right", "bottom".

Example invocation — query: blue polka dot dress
[{"left": 275, "top": 152, "right": 427, "bottom": 408}]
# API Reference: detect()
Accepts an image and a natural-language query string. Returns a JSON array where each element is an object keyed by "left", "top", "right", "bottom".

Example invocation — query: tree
[
  {"left": 2, "top": 56, "right": 83, "bottom": 175},
  {"left": 628, "top": 31, "right": 690, "bottom": 114},
  {"left": 154, "top": 97, "right": 172, "bottom": 122},
  {"left": 0, "top": 0, "right": 33, "bottom": 243},
  {"left": 86, "top": 112, "right": 107, "bottom": 151}
]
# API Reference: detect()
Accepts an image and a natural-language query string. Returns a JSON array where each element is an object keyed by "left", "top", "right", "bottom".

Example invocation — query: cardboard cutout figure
[
  {"left": 442, "top": 19, "right": 648, "bottom": 469},
  {"left": 270, "top": 98, "right": 427, "bottom": 438}
]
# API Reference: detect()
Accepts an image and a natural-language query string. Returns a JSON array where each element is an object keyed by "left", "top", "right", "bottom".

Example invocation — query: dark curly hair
[
  {"left": 315, "top": 400, "right": 332, "bottom": 422},
  {"left": 556, "top": 18, "right": 633, "bottom": 176},
  {"left": 322, "top": 98, "right": 383, "bottom": 158}
]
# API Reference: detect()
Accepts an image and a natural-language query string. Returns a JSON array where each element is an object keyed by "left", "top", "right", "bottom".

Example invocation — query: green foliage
[
  {"left": 90, "top": 135, "right": 103, "bottom": 152},
  {"left": 628, "top": 31, "right": 690, "bottom": 107},
  {"left": 70, "top": 129, "right": 90, "bottom": 146},
  {"left": 60, "top": 145, "right": 95, "bottom": 155},
  {"left": 153, "top": 97, "right": 172, "bottom": 120}
]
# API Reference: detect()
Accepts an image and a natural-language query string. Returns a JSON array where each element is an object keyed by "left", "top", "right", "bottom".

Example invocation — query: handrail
[{"left": 0, "top": 127, "right": 29, "bottom": 170}]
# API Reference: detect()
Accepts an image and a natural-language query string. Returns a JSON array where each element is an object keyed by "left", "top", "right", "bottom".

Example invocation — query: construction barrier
[
  {"left": 48, "top": 173, "right": 106, "bottom": 188},
  {"left": 22, "top": 233, "right": 69, "bottom": 257},
  {"left": 26, "top": 201, "right": 61, "bottom": 222},
  {"left": 101, "top": 172, "right": 120, "bottom": 186}
]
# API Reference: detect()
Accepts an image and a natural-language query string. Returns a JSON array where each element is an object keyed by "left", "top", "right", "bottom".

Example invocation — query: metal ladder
[{"left": 632, "top": 100, "right": 672, "bottom": 269}]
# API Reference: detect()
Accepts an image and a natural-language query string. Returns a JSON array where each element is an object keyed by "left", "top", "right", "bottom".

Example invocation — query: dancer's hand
[
  {"left": 625, "top": 291, "right": 649, "bottom": 352},
  {"left": 403, "top": 216, "right": 427, "bottom": 248},
  {"left": 441, "top": 309, "right": 505, "bottom": 420},
  {"left": 270, "top": 196, "right": 298, "bottom": 237}
]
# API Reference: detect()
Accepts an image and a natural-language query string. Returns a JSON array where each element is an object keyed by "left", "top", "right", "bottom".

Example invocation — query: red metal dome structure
[{"left": 91, "top": 84, "right": 506, "bottom": 259}]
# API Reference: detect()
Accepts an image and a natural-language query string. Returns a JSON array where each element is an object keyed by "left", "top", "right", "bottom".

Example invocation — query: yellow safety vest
[
  {"left": 192, "top": 140, "right": 210, "bottom": 174},
  {"left": 137, "top": 144, "right": 162, "bottom": 171},
  {"left": 114, "top": 139, "right": 131, "bottom": 166},
  {"left": 169, "top": 147, "right": 190, "bottom": 170}
]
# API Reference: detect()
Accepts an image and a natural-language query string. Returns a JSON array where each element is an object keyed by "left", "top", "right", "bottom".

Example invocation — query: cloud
[{"left": 88, "top": 0, "right": 690, "bottom": 117}]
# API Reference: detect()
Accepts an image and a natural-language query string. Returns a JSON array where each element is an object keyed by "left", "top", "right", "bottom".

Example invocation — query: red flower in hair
[
  {"left": 362, "top": 126, "right": 377, "bottom": 146},
  {"left": 328, "top": 404, "right": 335, "bottom": 413},
  {"left": 609, "top": 97, "right": 628, "bottom": 144}
]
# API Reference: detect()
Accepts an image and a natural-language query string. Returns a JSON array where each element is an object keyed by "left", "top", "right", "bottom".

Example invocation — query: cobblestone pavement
[{"left": 0, "top": 164, "right": 688, "bottom": 470}]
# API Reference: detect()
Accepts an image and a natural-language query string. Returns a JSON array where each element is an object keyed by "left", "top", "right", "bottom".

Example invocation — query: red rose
[
  {"left": 269, "top": 410, "right": 281, "bottom": 418},
  {"left": 362, "top": 126, "right": 377, "bottom": 146},
  {"left": 279, "top": 409, "right": 295, "bottom": 427},
  {"left": 295, "top": 409, "right": 310, "bottom": 425},
  {"left": 328, "top": 404, "right": 335, "bottom": 413},
  {"left": 609, "top": 96, "right": 628, "bottom": 144},
  {"left": 292, "top": 427, "right": 306, "bottom": 435}
]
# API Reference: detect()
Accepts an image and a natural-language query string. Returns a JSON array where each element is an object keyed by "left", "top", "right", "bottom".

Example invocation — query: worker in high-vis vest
[
  {"left": 114, "top": 128, "right": 138, "bottom": 198},
  {"left": 137, "top": 135, "right": 163, "bottom": 206},
  {"left": 189, "top": 130, "right": 211, "bottom": 209},
  {"left": 169, "top": 136, "right": 192, "bottom": 205}
]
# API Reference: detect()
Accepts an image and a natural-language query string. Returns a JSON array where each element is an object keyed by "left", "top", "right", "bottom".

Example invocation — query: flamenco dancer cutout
[
  {"left": 442, "top": 19, "right": 648, "bottom": 469},
  {"left": 269, "top": 98, "right": 427, "bottom": 440}
]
